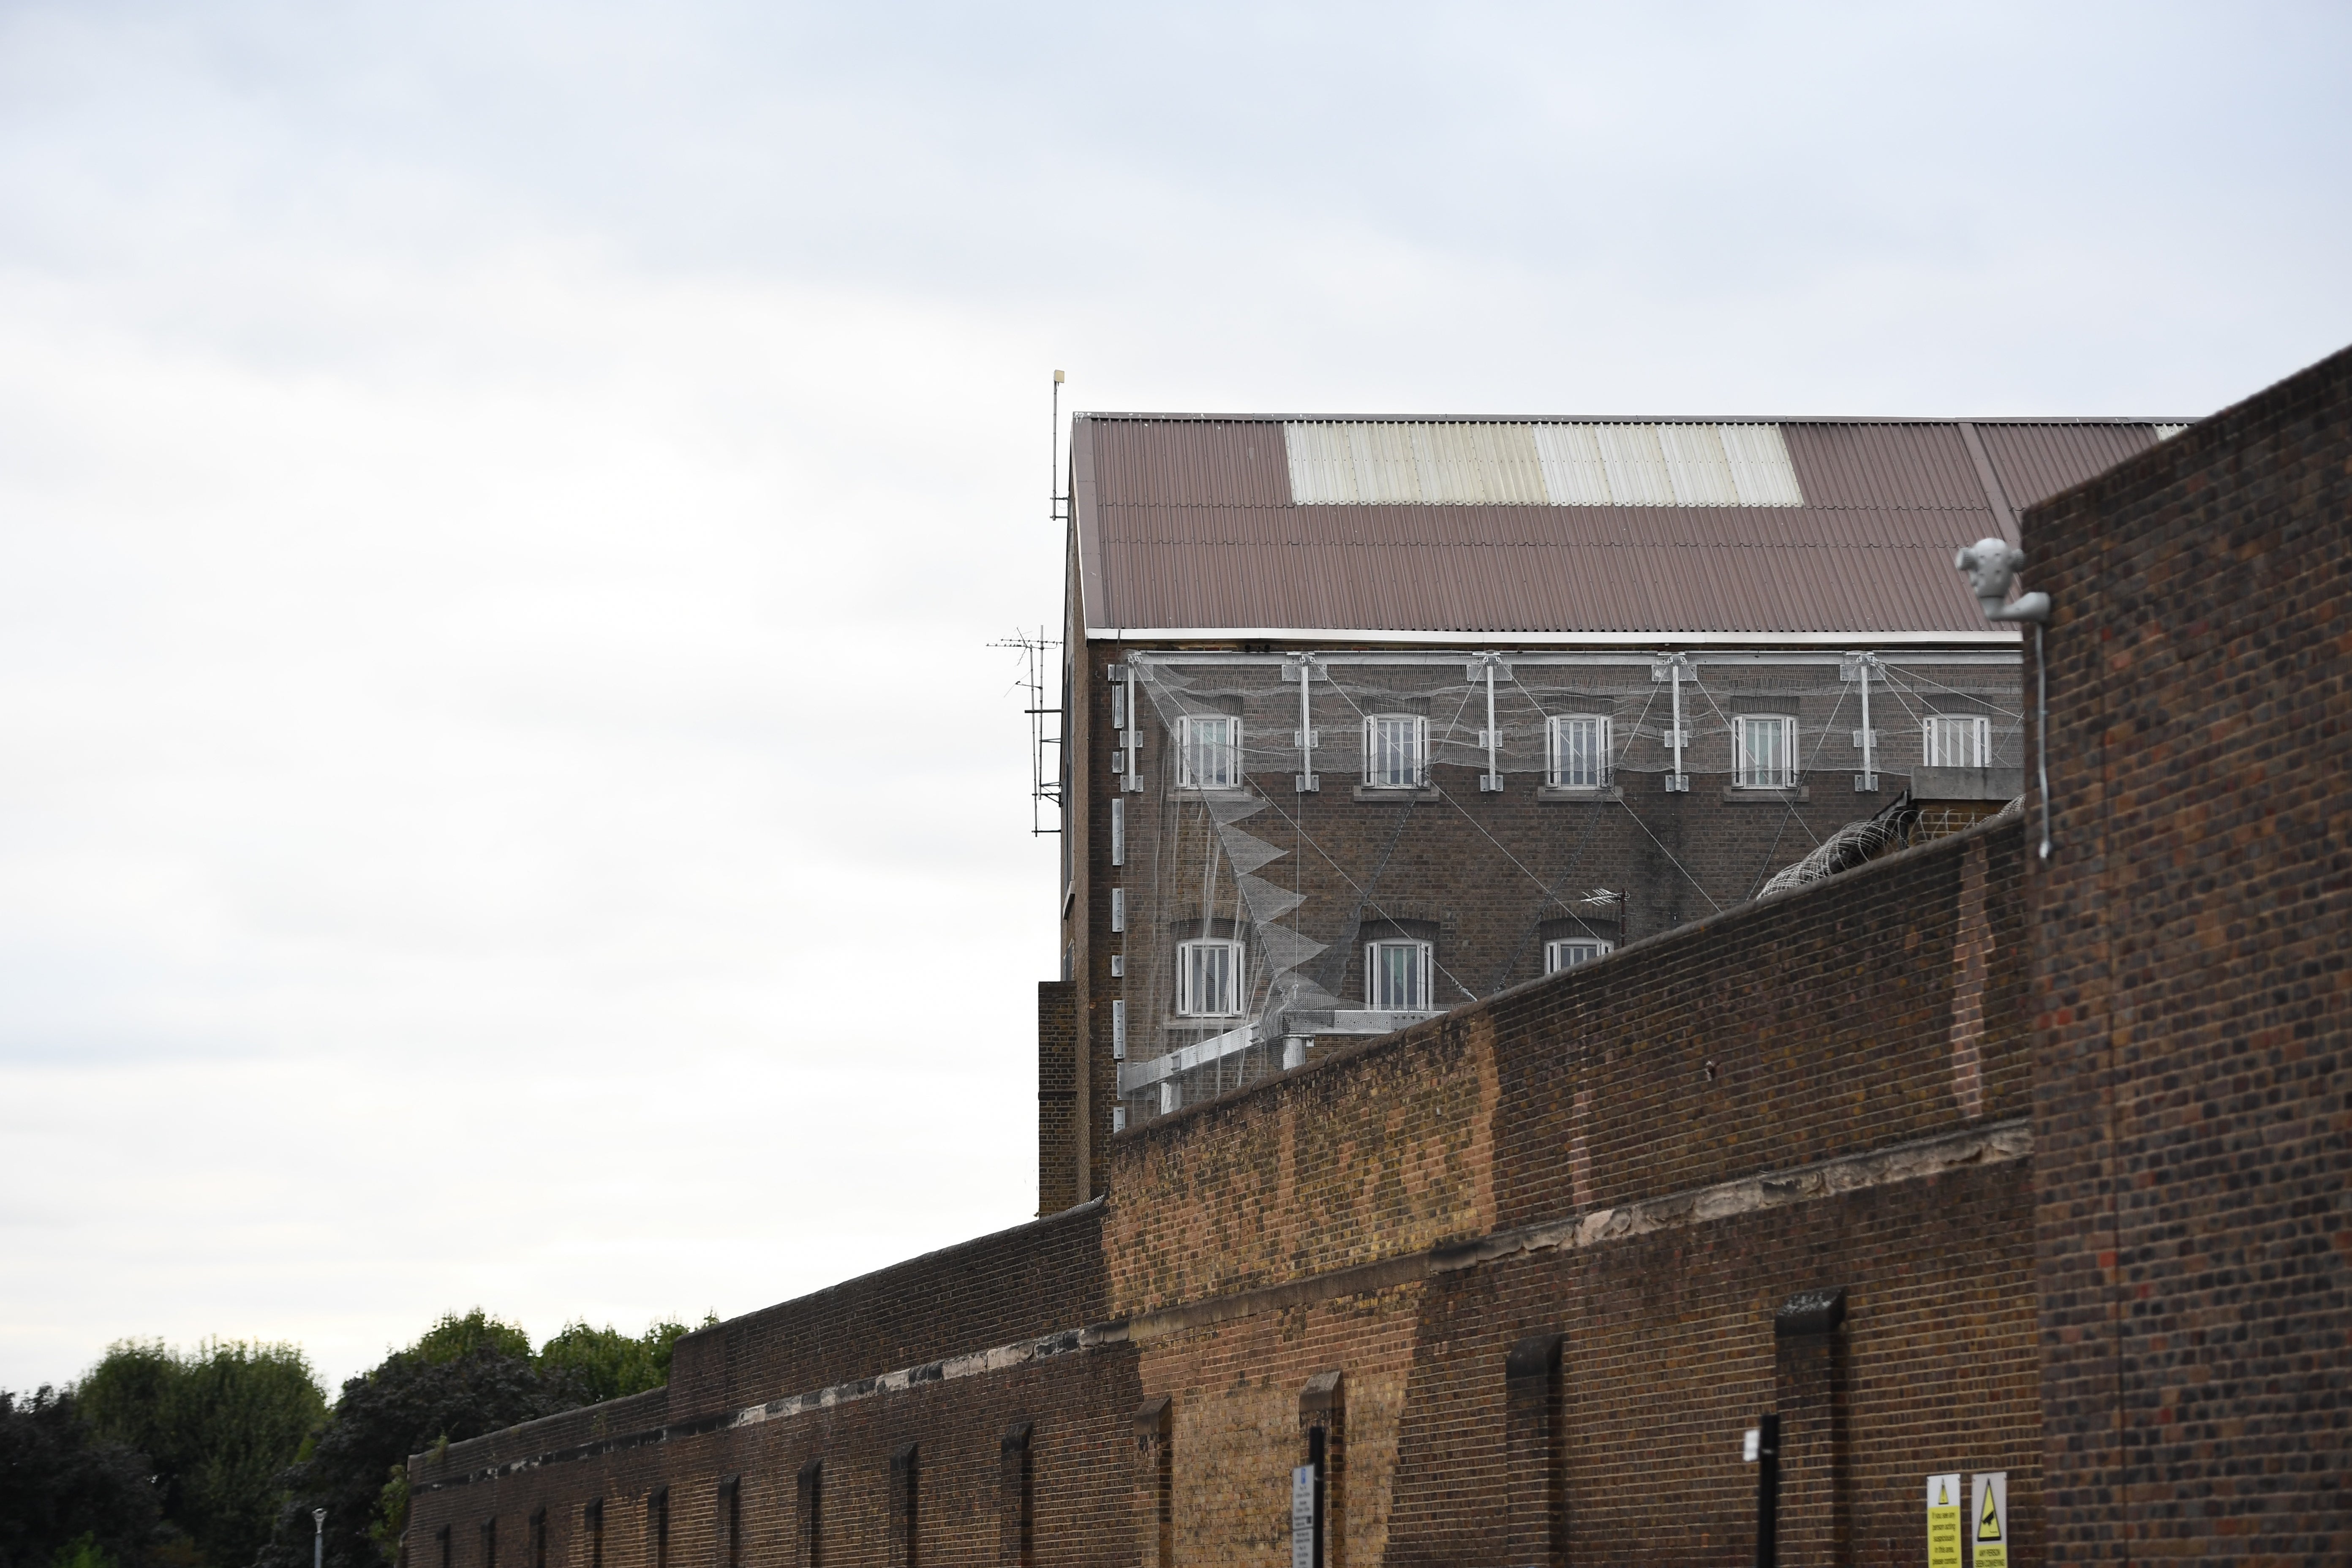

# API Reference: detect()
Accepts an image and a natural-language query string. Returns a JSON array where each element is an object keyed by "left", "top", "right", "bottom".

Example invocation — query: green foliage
[
  {"left": 366, "top": 1466, "right": 407, "bottom": 1566},
  {"left": 534, "top": 1318, "right": 696, "bottom": 1405},
  {"left": 260, "top": 1308, "right": 705, "bottom": 1568},
  {"left": 77, "top": 1339, "right": 325, "bottom": 1568},
  {"left": 0, "top": 1386, "right": 161, "bottom": 1568},
  {"left": 52, "top": 1534, "right": 118, "bottom": 1568},
  {"left": 403, "top": 1310, "right": 531, "bottom": 1368}
]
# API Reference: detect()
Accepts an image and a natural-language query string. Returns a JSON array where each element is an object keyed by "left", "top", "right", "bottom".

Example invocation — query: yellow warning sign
[
  {"left": 1925, "top": 1473, "right": 1961, "bottom": 1568},
  {"left": 1971, "top": 1471, "right": 2009, "bottom": 1568}
]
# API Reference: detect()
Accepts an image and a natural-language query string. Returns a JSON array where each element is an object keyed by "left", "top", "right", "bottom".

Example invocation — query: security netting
[{"left": 1108, "top": 650, "right": 2023, "bottom": 1126}]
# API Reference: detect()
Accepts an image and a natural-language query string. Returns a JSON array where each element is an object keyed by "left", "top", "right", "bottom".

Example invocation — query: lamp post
[{"left": 313, "top": 1508, "right": 327, "bottom": 1568}]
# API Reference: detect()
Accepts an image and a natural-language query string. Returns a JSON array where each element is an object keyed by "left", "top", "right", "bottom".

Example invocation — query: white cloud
[{"left": 0, "top": 0, "right": 2347, "bottom": 1389}]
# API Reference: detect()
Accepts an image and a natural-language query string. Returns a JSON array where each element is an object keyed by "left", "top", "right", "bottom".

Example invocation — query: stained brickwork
[
  {"left": 406, "top": 1204, "right": 1132, "bottom": 1568},
  {"left": 1483, "top": 821, "right": 2032, "bottom": 1233},
  {"left": 1037, "top": 981, "right": 1078, "bottom": 1216},
  {"left": 2027, "top": 344, "right": 2352, "bottom": 1561},
  {"left": 1108, "top": 814, "right": 2041, "bottom": 1565}
]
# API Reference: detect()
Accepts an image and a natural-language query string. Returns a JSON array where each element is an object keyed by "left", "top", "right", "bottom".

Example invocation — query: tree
[
  {"left": 258, "top": 1309, "right": 707, "bottom": 1568},
  {"left": 77, "top": 1340, "right": 325, "bottom": 1568},
  {"left": 0, "top": 1385, "right": 161, "bottom": 1568},
  {"left": 534, "top": 1319, "right": 693, "bottom": 1406}
]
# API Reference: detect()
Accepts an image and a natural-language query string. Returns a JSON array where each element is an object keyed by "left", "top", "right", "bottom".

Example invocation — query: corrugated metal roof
[
  {"left": 1974, "top": 422, "right": 2161, "bottom": 517},
  {"left": 1075, "top": 414, "right": 2180, "bottom": 638}
]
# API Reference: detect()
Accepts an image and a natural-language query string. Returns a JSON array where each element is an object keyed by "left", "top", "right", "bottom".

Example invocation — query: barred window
[
  {"left": 1733, "top": 715, "right": 1795, "bottom": 789},
  {"left": 1362, "top": 715, "right": 1428, "bottom": 789},
  {"left": 1364, "top": 939, "right": 1432, "bottom": 1011},
  {"left": 1179, "top": 716, "right": 1240, "bottom": 789},
  {"left": 1177, "top": 939, "right": 1244, "bottom": 1016},
  {"left": 1547, "top": 715, "right": 1612, "bottom": 789},
  {"left": 1922, "top": 714, "right": 1990, "bottom": 768},
  {"left": 1544, "top": 938, "right": 1613, "bottom": 973}
]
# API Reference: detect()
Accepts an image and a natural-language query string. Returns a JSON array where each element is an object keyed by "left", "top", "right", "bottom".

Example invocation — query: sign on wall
[
  {"left": 1291, "top": 1464, "right": 1317, "bottom": 1568},
  {"left": 1971, "top": 1471, "right": 2009, "bottom": 1568},
  {"left": 1925, "top": 1473, "right": 1962, "bottom": 1568}
]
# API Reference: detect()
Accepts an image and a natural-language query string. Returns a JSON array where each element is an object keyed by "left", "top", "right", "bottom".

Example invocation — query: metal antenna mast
[{"left": 988, "top": 370, "right": 1070, "bottom": 836}]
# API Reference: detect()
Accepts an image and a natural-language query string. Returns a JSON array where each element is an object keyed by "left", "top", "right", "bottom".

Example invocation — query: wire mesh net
[{"left": 1111, "top": 651, "right": 2021, "bottom": 1124}]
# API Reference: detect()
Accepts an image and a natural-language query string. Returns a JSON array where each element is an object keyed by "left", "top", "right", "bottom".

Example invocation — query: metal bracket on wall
[
  {"left": 1652, "top": 653, "right": 1693, "bottom": 791},
  {"left": 1840, "top": 652, "right": 1882, "bottom": 792}
]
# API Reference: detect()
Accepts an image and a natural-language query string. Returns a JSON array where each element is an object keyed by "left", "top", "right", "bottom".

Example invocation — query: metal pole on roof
[{"left": 1051, "top": 369, "right": 1064, "bottom": 527}]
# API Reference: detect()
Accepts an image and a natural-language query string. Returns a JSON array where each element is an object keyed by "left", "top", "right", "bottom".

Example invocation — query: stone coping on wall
[
  {"left": 410, "top": 1195, "right": 1108, "bottom": 1482},
  {"left": 406, "top": 1116, "right": 2026, "bottom": 1498}
]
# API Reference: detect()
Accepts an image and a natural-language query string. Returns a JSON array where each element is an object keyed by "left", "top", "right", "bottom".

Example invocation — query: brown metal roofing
[
  {"left": 1073, "top": 414, "right": 2172, "bottom": 638},
  {"left": 1974, "top": 422, "right": 2161, "bottom": 517}
]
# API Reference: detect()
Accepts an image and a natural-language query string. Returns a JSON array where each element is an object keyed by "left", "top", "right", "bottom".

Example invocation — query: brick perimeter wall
[
  {"left": 412, "top": 812, "right": 2041, "bottom": 1568},
  {"left": 2028, "top": 344, "right": 2352, "bottom": 1561},
  {"left": 406, "top": 1204, "right": 1124, "bottom": 1567},
  {"left": 1109, "top": 811, "right": 2042, "bottom": 1565}
]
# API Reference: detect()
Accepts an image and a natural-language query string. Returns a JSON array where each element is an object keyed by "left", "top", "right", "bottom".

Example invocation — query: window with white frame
[
  {"left": 1176, "top": 938, "right": 1244, "bottom": 1016},
  {"left": 1546, "top": 714, "right": 1612, "bottom": 789},
  {"left": 1544, "top": 938, "right": 1613, "bottom": 974},
  {"left": 1364, "top": 939, "right": 1432, "bottom": 1011},
  {"left": 1922, "top": 714, "right": 1990, "bottom": 768},
  {"left": 1732, "top": 714, "right": 1796, "bottom": 789},
  {"left": 1362, "top": 715, "right": 1428, "bottom": 789},
  {"left": 1178, "top": 715, "right": 1240, "bottom": 789}
]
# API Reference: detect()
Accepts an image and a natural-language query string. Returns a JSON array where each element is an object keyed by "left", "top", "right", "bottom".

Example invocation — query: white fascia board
[
  {"left": 1125, "top": 648, "right": 2022, "bottom": 669},
  {"left": 1088, "top": 627, "right": 2022, "bottom": 648}
]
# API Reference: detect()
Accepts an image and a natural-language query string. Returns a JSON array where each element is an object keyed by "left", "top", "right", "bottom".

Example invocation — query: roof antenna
[
  {"left": 1051, "top": 369, "right": 1066, "bottom": 533},
  {"left": 1955, "top": 539, "right": 2053, "bottom": 860}
]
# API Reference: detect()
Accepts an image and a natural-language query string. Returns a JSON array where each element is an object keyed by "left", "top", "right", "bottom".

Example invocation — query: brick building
[
  {"left": 1045, "top": 412, "right": 2186, "bottom": 1204},
  {"left": 397, "top": 354, "right": 2347, "bottom": 1566}
]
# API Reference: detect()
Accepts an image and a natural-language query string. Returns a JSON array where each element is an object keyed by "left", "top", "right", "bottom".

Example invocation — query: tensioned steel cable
[
  {"left": 1686, "top": 673, "right": 1826, "bottom": 854},
  {"left": 1251, "top": 788, "right": 1483, "bottom": 1007},
  {"left": 1874, "top": 662, "right": 2023, "bottom": 720},
  {"left": 1737, "top": 683, "right": 1853, "bottom": 901},
  {"left": 1478, "top": 673, "right": 1642, "bottom": 988}
]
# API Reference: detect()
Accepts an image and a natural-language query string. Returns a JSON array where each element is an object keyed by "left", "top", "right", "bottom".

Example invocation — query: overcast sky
[{"left": 2, "top": 1, "right": 2346, "bottom": 1394}]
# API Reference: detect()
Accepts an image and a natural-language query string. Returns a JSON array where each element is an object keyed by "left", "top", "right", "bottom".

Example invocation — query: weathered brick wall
[
  {"left": 1101, "top": 1007, "right": 1497, "bottom": 1315},
  {"left": 405, "top": 1203, "right": 1128, "bottom": 1568},
  {"left": 1488, "top": 824, "right": 2032, "bottom": 1229},
  {"left": 413, "top": 789, "right": 2044, "bottom": 1568},
  {"left": 660, "top": 1205, "right": 1109, "bottom": 1422},
  {"left": 2027, "top": 344, "right": 2352, "bottom": 1561},
  {"left": 406, "top": 1352, "right": 1140, "bottom": 1568},
  {"left": 1039, "top": 980, "right": 1079, "bottom": 1215},
  {"left": 1105, "top": 811, "right": 2039, "bottom": 1564}
]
